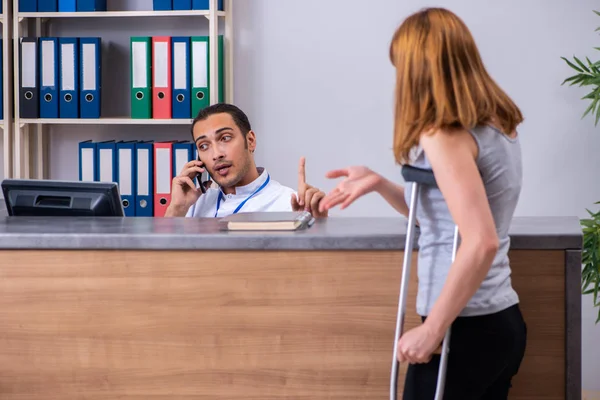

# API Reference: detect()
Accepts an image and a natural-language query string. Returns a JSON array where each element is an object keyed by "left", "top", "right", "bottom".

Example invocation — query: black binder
[{"left": 19, "top": 37, "right": 39, "bottom": 119}]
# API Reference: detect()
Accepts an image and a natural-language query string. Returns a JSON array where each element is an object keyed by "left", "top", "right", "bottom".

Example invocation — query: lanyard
[{"left": 214, "top": 174, "right": 271, "bottom": 217}]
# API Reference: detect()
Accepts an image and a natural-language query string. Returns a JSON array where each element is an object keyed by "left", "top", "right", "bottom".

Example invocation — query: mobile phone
[{"left": 196, "top": 154, "right": 212, "bottom": 193}]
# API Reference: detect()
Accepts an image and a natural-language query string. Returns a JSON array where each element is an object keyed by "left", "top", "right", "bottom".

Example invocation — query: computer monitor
[{"left": 1, "top": 179, "right": 124, "bottom": 217}]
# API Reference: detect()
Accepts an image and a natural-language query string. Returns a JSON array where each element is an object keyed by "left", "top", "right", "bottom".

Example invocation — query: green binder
[
  {"left": 191, "top": 36, "right": 210, "bottom": 118},
  {"left": 191, "top": 35, "right": 226, "bottom": 118},
  {"left": 130, "top": 37, "right": 152, "bottom": 119}
]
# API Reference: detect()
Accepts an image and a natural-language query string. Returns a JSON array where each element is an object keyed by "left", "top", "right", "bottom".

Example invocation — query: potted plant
[{"left": 561, "top": 9, "right": 600, "bottom": 323}]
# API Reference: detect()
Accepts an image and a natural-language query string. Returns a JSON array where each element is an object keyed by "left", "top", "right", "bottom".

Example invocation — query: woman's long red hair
[{"left": 389, "top": 7, "right": 523, "bottom": 164}]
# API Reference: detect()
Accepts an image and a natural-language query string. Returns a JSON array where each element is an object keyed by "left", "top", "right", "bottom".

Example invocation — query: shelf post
[
  {"left": 12, "top": 0, "right": 22, "bottom": 178},
  {"left": 208, "top": 0, "right": 218, "bottom": 105},
  {"left": 35, "top": 15, "right": 46, "bottom": 179},
  {"left": 2, "top": 0, "right": 14, "bottom": 179},
  {"left": 224, "top": 0, "right": 233, "bottom": 104}
]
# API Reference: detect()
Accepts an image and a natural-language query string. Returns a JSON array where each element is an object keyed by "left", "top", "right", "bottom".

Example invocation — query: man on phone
[{"left": 164, "top": 103, "right": 328, "bottom": 218}]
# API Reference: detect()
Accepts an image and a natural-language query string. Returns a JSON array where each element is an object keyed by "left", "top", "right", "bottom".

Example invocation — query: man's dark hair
[{"left": 191, "top": 103, "right": 252, "bottom": 139}]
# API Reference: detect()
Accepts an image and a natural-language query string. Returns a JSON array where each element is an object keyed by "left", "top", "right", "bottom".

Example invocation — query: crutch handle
[{"left": 401, "top": 165, "right": 438, "bottom": 188}]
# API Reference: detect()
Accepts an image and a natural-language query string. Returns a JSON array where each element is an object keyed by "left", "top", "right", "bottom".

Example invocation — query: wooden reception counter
[{"left": 0, "top": 215, "right": 582, "bottom": 400}]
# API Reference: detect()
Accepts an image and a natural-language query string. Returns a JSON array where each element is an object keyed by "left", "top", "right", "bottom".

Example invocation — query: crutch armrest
[{"left": 401, "top": 165, "right": 438, "bottom": 188}]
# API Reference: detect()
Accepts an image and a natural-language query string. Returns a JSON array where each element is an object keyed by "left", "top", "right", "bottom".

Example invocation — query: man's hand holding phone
[{"left": 164, "top": 160, "right": 206, "bottom": 217}]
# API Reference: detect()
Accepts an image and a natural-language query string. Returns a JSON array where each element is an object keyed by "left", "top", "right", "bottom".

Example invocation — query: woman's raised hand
[{"left": 318, "top": 166, "right": 382, "bottom": 213}]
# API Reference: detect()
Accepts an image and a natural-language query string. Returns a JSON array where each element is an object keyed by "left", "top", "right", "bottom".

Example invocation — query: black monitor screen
[{"left": 1, "top": 179, "right": 124, "bottom": 217}]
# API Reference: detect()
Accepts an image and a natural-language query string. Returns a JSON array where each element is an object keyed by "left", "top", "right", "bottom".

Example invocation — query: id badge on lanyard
[{"left": 214, "top": 174, "right": 271, "bottom": 217}]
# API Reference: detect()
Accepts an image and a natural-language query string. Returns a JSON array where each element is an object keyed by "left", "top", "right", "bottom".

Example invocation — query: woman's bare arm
[{"left": 419, "top": 128, "right": 499, "bottom": 337}]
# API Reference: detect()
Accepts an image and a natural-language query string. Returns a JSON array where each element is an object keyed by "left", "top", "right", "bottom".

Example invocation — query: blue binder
[
  {"left": 135, "top": 141, "right": 154, "bottom": 217},
  {"left": 192, "top": 0, "right": 223, "bottom": 11},
  {"left": 153, "top": 0, "right": 172, "bottom": 10},
  {"left": 172, "top": 141, "right": 193, "bottom": 178},
  {"left": 19, "top": 0, "right": 37, "bottom": 12},
  {"left": 59, "top": 37, "right": 79, "bottom": 118},
  {"left": 38, "top": 0, "right": 57, "bottom": 12},
  {"left": 78, "top": 140, "right": 97, "bottom": 181},
  {"left": 39, "top": 37, "right": 59, "bottom": 118},
  {"left": 76, "top": 0, "right": 106, "bottom": 11},
  {"left": 172, "top": 37, "right": 191, "bottom": 119},
  {"left": 58, "top": 0, "right": 76, "bottom": 11},
  {"left": 79, "top": 37, "right": 101, "bottom": 118},
  {"left": 173, "top": 0, "right": 191, "bottom": 9},
  {"left": 116, "top": 141, "right": 137, "bottom": 217},
  {"left": 96, "top": 140, "right": 117, "bottom": 183}
]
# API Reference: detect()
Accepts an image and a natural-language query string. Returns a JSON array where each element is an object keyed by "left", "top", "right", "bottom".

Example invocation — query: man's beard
[{"left": 211, "top": 157, "right": 251, "bottom": 188}]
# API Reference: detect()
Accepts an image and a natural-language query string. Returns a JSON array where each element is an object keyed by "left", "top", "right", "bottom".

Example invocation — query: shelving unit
[
  {"left": 1, "top": 0, "right": 15, "bottom": 180},
  {"left": 11, "top": 0, "right": 234, "bottom": 179},
  {"left": 18, "top": 10, "right": 226, "bottom": 18},
  {"left": 19, "top": 117, "right": 194, "bottom": 125}
]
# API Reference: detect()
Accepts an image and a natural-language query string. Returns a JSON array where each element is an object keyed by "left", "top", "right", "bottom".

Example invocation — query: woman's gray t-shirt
[{"left": 404, "top": 125, "right": 522, "bottom": 317}]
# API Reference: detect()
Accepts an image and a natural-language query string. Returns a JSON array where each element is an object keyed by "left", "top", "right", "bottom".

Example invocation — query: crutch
[{"left": 390, "top": 165, "right": 459, "bottom": 400}]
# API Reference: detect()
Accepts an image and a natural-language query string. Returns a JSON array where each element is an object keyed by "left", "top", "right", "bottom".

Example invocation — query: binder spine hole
[
  {"left": 196, "top": 92, "right": 204, "bottom": 100},
  {"left": 140, "top": 200, "right": 147, "bottom": 208},
  {"left": 64, "top": 94, "right": 73, "bottom": 102},
  {"left": 177, "top": 94, "right": 185, "bottom": 102},
  {"left": 44, "top": 94, "right": 52, "bottom": 102},
  {"left": 25, "top": 91, "right": 33, "bottom": 100},
  {"left": 136, "top": 91, "right": 144, "bottom": 100},
  {"left": 85, "top": 94, "right": 94, "bottom": 102},
  {"left": 158, "top": 92, "right": 165, "bottom": 99},
  {"left": 159, "top": 198, "right": 167, "bottom": 205},
  {"left": 122, "top": 199, "right": 130, "bottom": 208}
]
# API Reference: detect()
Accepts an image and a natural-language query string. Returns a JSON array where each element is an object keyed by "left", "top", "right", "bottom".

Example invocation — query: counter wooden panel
[{"left": 0, "top": 248, "right": 565, "bottom": 399}]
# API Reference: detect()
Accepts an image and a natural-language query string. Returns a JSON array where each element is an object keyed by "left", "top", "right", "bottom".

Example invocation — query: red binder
[
  {"left": 152, "top": 36, "right": 172, "bottom": 119},
  {"left": 153, "top": 141, "right": 174, "bottom": 217}
]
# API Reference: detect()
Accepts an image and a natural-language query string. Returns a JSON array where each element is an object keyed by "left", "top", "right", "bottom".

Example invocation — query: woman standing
[{"left": 319, "top": 7, "right": 527, "bottom": 400}]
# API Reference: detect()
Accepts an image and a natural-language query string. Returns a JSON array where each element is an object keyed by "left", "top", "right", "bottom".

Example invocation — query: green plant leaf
[
  {"left": 575, "top": 56, "right": 591, "bottom": 72},
  {"left": 578, "top": 210, "right": 600, "bottom": 324},
  {"left": 582, "top": 90, "right": 598, "bottom": 100},
  {"left": 562, "top": 74, "right": 583, "bottom": 85},
  {"left": 564, "top": 11, "right": 600, "bottom": 324},
  {"left": 562, "top": 56, "right": 584, "bottom": 72},
  {"left": 583, "top": 102, "right": 596, "bottom": 119},
  {"left": 588, "top": 58, "right": 600, "bottom": 74},
  {"left": 569, "top": 74, "right": 595, "bottom": 87},
  {"left": 582, "top": 219, "right": 595, "bottom": 227},
  {"left": 585, "top": 56, "right": 598, "bottom": 72}
]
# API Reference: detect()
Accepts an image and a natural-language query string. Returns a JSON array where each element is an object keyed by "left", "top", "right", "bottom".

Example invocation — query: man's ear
[{"left": 246, "top": 130, "right": 257, "bottom": 153}]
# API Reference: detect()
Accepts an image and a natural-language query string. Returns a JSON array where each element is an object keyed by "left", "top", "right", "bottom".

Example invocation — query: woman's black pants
[{"left": 402, "top": 303, "right": 527, "bottom": 400}]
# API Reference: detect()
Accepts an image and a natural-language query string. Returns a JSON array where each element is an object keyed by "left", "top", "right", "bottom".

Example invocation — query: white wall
[{"left": 45, "top": 0, "right": 600, "bottom": 389}]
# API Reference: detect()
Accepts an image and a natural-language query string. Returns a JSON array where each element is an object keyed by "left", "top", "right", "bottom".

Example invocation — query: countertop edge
[
  {"left": 0, "top": 215, "right": 583, "bottom": 251},
  {"left": 0, "top": 232, "right": 582, "bottom": 251}
]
